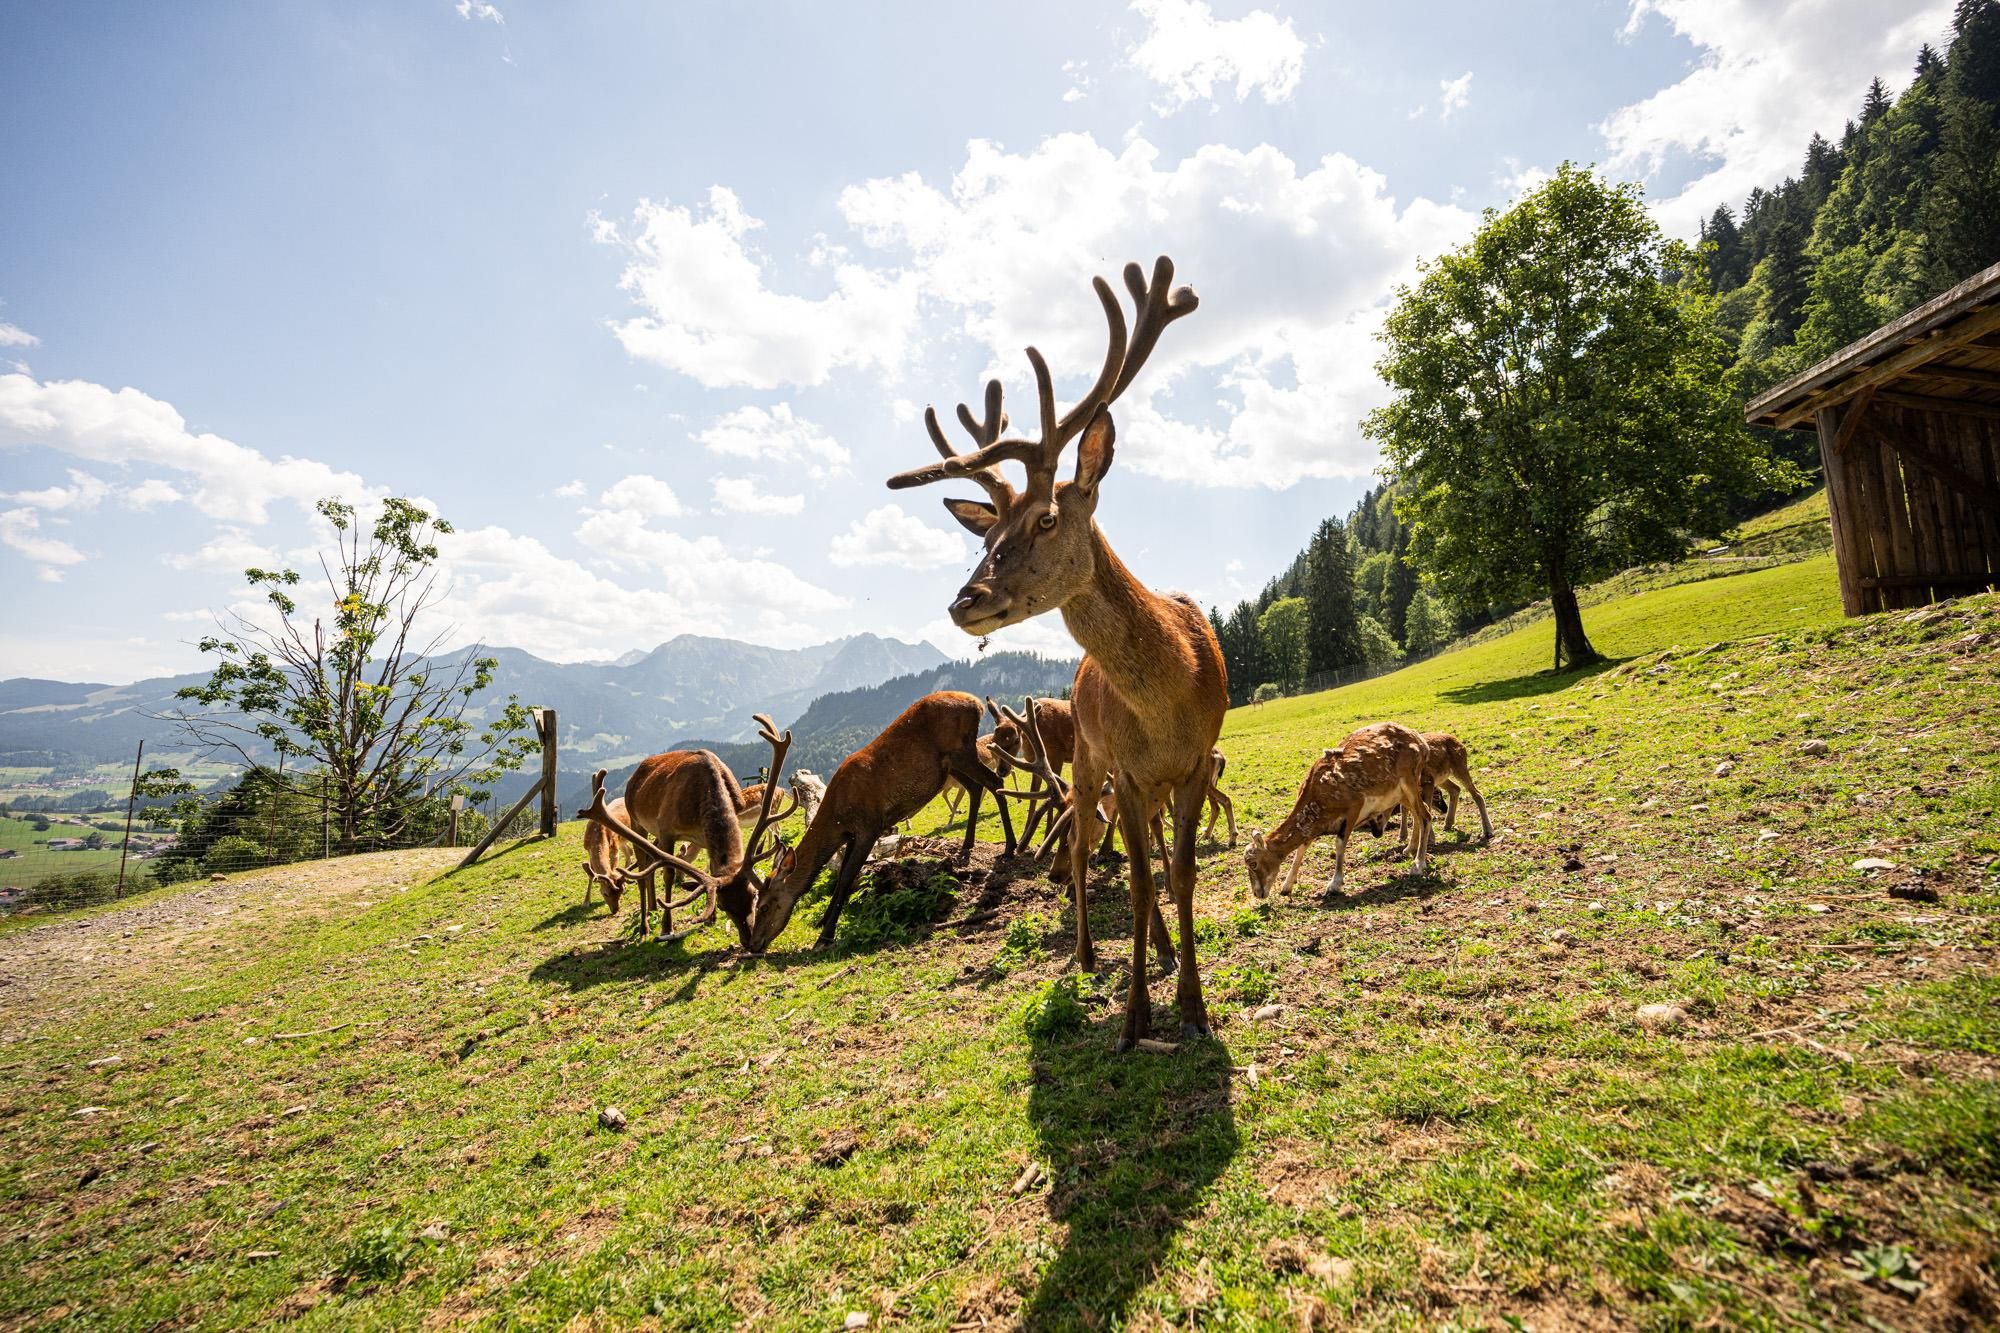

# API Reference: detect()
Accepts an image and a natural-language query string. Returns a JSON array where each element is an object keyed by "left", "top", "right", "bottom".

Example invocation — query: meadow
[{"left": 1, "top": 554, "right": 1994, "bottom": 1330}]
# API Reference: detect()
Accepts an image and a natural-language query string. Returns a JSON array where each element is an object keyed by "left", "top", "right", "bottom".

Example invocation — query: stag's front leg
[
  {"left": 958, "top": 778, "right": 984, "bottom": 860},
  {"left": 1169, "top": 773, "right": 1211, "bottom": 1040},
  {"left": 814, "top": 839, "right": 870, "bottom": 952},
  {"left": 1068, "top": 758, "right": 1106, "bottom": 973},
  {"left": 1113, "top": 779, "right": 1159, "bottom": 1053}
]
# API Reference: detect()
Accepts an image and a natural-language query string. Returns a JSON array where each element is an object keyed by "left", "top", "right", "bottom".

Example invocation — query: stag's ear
[
  {"left": 943, "top": 498, "right": 999, "bottom": 535},
  {"left": 1074, "top": 409, "right": 1115, "bottom": 494}
]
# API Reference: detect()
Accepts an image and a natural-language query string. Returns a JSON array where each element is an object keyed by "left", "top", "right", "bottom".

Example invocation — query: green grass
[{"left": 3, "top": 556, "right": 1995, "bottom": 1331}]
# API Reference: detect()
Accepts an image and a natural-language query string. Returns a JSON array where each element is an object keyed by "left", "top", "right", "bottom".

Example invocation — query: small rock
[
  {"left": 844, "top": 1314, "right": 870, "bottom": 1331},
  {"left": 1250, "top": 1003, "right": 1286, "bottom": 1022},
  {"left": 1587, "top": 900, "right": 1607, "bottom": 913},
  {"left": 1636, "top": 1003, "right": 1687, "bottom": 1032},
  {"left": 814, "top": 1130, "right": 860, "bottom": 1167},
  {"left": 1806, "top": 904, "right": 1830, "bottom": 914},
  {"left": 1713, "top": 760, "right": 1736, "bottom": 777},
  {"left": 209, "top": 873, "right": 227, "bottom": 882},
  {"left": 419, "top": 1223, "right": 451, "bottom": 1241},
  {"left": 85, "top": 1056, "right": 121, "bottom": 1069},
  {"left": 1799, "top": 739, "right": 1829, "bottom": 757},
  {"left": 597, "top": 1106, "right": 628, "bottom": 1132},
  {"left": 1756, "top": 829, "right": 1779, "bottom": 842},
  {"left": 1852, "top": 857, "right": 1897, "bottom": 872}
]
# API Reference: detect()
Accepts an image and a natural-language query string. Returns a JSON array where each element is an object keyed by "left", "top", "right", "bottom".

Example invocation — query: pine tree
[
  {"left": 1928, "top": 0, "right": 2000, "bottom": 280},
  {"left": 1403, "top": 590, "right": 1452, "bottom": 656},
  {"left": 1862, "top": 77, "right": 1891, "bottom": 123},
  {"left": 1702, "top": 205, "right": 1748, "bottom": 290},
  {"left": 1257, "top": 597, "right": 1311, "bottom": 691},
  {"left": 1301, "top": 517, "right": 1360, "bottom": 673}
]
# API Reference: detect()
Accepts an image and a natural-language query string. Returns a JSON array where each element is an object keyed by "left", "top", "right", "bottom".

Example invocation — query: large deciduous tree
[
  {"left": 1364, "top": 165, "right": 1791, "bottom": 670},
  {"left": 169, "top": 497, "right": 537, "bottom": 853}
]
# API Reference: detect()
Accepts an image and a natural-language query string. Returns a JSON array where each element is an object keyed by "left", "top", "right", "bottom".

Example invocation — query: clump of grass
[
  {"left": 1018, "top": 975, "right": 1091, "bottom": 1039},
  {"left": 1230, "top": 904, "right": 1269, "bottom": 937},
  {"left": 996, "top": 911, "right": 1051, "bottom": 972},
  {"left": 1213, "top": 961, "right": 1277, "bottom": 1005},
  {"left": 816, "top": 864, "right": 957, "bottom": 949},
  {"left": 338, "top": 1223, "right": 415, "bottom": 1287}
]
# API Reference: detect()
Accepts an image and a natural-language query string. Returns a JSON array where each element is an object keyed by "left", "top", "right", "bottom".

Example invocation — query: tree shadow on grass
[
  {"left": 1438, "top": 657, "right": 1623, "bottom": 705},
  {"left": 1022, "top": 1014, "right": 1239, "bottom": 1330},
  {"left": 531, "top": 901, "right": 604, "bottom": 932}
]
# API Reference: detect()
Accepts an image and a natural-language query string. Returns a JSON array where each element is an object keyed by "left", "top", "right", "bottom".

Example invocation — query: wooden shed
[{"left": 1746, "top": 260, "right": 2000, "bottom": 615}]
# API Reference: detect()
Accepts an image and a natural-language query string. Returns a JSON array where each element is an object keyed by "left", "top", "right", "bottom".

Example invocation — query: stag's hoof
[
  {"left": 1155, "top": 953, "right": 1179, "bottom": 977},
  {"left": 1113, "top": 1035, "right": 1136, "bottom": 1055},
  {"left": 1180, "top": 1021, "right": 1212, "bottom": 1041}
]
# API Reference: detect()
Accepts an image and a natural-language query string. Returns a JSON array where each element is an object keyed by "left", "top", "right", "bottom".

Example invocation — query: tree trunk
[{"left": 1549, "top": 565, "right": 1599, "bottom": 671}]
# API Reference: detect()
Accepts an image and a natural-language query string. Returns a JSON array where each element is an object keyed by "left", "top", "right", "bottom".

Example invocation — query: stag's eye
[{"left": 1037, "top": 511, "right": 1057, "bottom": 531}]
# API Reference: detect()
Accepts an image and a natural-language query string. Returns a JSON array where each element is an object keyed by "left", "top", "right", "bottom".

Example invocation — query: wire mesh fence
[{"left": 0, "top": 764, "right": 532, "bottom": 918}]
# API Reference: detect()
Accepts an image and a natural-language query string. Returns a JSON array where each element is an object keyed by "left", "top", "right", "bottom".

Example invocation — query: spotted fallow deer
[
  {"left": 576, "top": 717, "right": 796, "bottom": 943},
  {"left": 888, "top": 256, "right": 1226, "bottom": 1050},
  {"left": 742, "top": 690, "right": 1021, "bottom": 953},
  {"left": 1243, "top": 722, "right": 1433, "bottom": 902},
  {"left": 1366, "top": 731, "right": 1492, "bottom": 850}
]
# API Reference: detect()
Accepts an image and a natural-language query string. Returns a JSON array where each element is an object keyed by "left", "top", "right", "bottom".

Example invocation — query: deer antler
[
  {"left": 577, "top": 770, "right": 723, "bottom": 942},
  {"left": 888, "top": 257, "right": 1196, "bottom": 510},
  {"left": 741, "top": 714, "right": 796, "bottom": 878}
]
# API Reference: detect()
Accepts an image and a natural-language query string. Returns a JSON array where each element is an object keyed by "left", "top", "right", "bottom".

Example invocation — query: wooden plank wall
[{"left": 1817, "top": 399, "right": 2000, "bottom": 613}]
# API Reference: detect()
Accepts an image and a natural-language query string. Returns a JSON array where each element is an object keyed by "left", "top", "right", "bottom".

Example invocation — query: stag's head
[{"left": 888, "top": 257, "right": 1197, "bottom": 636}]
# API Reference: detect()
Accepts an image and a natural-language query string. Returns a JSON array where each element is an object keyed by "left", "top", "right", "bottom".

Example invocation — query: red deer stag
[
  {"left": 888, "top": 256, "right": 1226, "bottom": 1050},
  {"left": 988, "top": 695, "right": 1076, "bottom": 849},
  {"left": 1243, "top": 722, "right": 1433, "bottom": 902},
  {"left": 742, "top": 691, "right": 1020, "bottom": 953},
  {"left": 577, "top": 717, "right": 796, "bottom": 943}
]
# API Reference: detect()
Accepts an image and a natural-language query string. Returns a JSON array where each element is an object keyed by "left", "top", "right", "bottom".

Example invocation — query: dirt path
[{"left": 0, "top": 849, "right": 459, "bottom": 1032}]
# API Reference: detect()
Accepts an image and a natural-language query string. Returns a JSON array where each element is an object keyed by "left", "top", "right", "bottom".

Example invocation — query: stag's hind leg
[
  {"left": 1168, "top": 772, "right": 1212, "bottom": 1039},
  {"left": 1455, "top": 762, "right": 1493, "bottom": 841},
  {"left": 1112, "top": 777, "right": 1163, "bottom": 1053},
  {"left": 1068, "top": 754, "right": 1107, "bottom": 974},
  {"left": 813, "top": 837, "right": 870, "bottom": 952}
]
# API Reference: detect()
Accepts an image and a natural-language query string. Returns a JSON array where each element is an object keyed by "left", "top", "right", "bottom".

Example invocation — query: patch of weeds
[
  {"left": 1879, "top": 973, "right": 2000, "bottom": 1056},
  {"left": 1862, "top": 1078, "right": 2000, "bottom": 1186},
  {"left": 1230, "top": 904, "right": 1269, "bottom": 937},
  {"left": 337, "top": 1223, "right": 416, "bottom": 1287},
  {"left": 1191, "top": 917, "right": 1226, "bottom": 949},
  {"left": 995, "top": 911, "right": 1050, "bottom": 972},
  {"left": 818, "top": 865, "right": 957, "bottom": 949},
  {"left": 1377, "top": 1069, "right": 1478, "bottom": 1126},
  {"left": 1841, "top": 1242, "right": 1925, "bottom": 1296},
  {"left": 1212, "top": 961, "right": 1277, "bottom": 1005},
  {"left": 1018, "top": 976, "right": 1091, "bottom": 1039}
]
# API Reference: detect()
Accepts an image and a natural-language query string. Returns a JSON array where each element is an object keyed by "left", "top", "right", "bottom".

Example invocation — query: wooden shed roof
[{"left": 1745, "top": 259, "right": 2000, "bottom": 430}]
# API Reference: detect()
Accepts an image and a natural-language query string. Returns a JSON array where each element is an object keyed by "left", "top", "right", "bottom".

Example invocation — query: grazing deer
[
  {"left": 1364, "top": 731, "right": 1492, "bottom": 849},
  {"left": 788, "top": 770, "right": 827, "bottom": 826},
  {"left": 942, "top": 734, "right": 1012, "bottom": 820},
  {"left": 1202, "top": 748, "right": 1236, "bottom": 847},
  {"left": 577, "top": 717, "right": 796, "bottom": 943},
  {"left": 889, "top": 256, "right": 1226, "bottom": 1050},
  {"left": 1243, "top": 722, "right": 1433, "bottom": 902},
  {"left": 581, "top": 795, "right": 637, "bottom": 910},
  {"left": 744, "top": 691, "right": 1021, "bottom": 953}
]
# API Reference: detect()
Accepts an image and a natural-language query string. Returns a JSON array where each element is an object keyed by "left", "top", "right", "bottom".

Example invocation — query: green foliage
[
  {"left": 1302, "top": 517, "right": 1360, "bottom": 673},
  {"left": 1211, "top": 960, "right": 1276, "bottom": 1004},
  {"left": 995, "top": 911, "right": 1051, "bottom": 971},
  {"left": 168, "top": 496, "right": 534, "bottom": 855},
  {"left": 1841, "top": 1243, "right": 1925, "bottom": 1296},
  {"left": 16, "top": 869, "right": 122, "bottom": 911},
  {"left": 816, "top": 866, "right": 957, "bottom": 950},
  {"left": 1403, "top": 589, "right": 1452, "bottom": 656},
  {"left": 202, "top": 835, "right": 267, "bottom": 875},
  {"left": 1256, "top": 597, "right": 1310, "bottom": 692},
  {"left": 1366, "top": 165, "right": 1793, "bottom": 670},
  {"left": 1250, "top": 682, "right": 1282, "bottom": 705},
  {"left": 1356, "top": 614, "right": 1402, "bottom": 667},
  {"left": 1017, "top": 975, "right": 1090, "bottom": 1039},
  {"left": 338, "top": 1224, "right": 417, "bottom": 1287}
]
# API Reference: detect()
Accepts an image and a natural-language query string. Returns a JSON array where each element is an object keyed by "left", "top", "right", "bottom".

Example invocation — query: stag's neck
[{"left": 1060, "top": 526, "right": 1198, "bottom": 702}]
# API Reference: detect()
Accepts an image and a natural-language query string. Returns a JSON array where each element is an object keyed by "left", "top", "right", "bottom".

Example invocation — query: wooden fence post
[
  {"left": 114, "top": 739, "right": 143, "bottom": 900},
  {"left": 536, "top": 708, "right": 558, "bottom": 838},
  {"left": 448, "top": 794, "right": 465, "bottom": 848}
]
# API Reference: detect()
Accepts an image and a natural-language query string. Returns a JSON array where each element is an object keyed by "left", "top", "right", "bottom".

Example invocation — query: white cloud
[
  {"left": 1062, "top": 59, "right": 1093, "bottom": 103},
  {"left": 712, "top": 475, "right": 805, "bottom": 516},
  {"left": 164, "top": 528, "right": 280, "bottom": 573},
  {"left": 454, "top": 0, "right": 503, "bottom": 22},
  {"left": 1601, "top": 0, "right": 1952, "bottom": 235},
  {"left": 1127, "top": 0, "right": 1306, "bottom": 111},
  {"left": 0, "top": 372, "right": 372, "bottom": 522},
  {"left": 552, "top": 479, "right": 586, "bottom": 499},
  {"left": 5, "top": 468, "right": 110, "bottom": 512},
  {"left": 1495, "top": 156, "right": 1552, "bottom": 199},
  {"left": 1438, "top": 71, "right": 1472, "bottom": 121},
  {"left": 0, "top": 322, "right": 37, "bottom": 349},
  {"left": 0, "top": 508, "right": 84, "bottom": 580},
  {"left": 587, "top": 473, "right": 683, "bottom": 518},
  {"left": 595, "top": 187, "right": 920, "bottom": 389},
  {"left": 838, "top": 133, "right": 1474, "bottom": 488},
  {"left": 694, "top": 403, "right": 850, "bottom": 479},
  {"left": 120, "top": 478, "right": 183, "bottom": 509},
  {"left": 828, "top": 504, "right": 970, "bottom": 570}
]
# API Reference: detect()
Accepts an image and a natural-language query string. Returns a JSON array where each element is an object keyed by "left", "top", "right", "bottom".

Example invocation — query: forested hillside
[{"left": 1209, "top": 0, "right": 2000, "bottom": 708}]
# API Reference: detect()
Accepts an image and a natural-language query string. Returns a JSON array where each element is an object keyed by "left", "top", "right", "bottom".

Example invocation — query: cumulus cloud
[
  {"left": 164, "top": 528, "right": 281, "bottom": 573},
  {"left": 0, "top": 509, "right": 84, "bottom": 581},
  {"left": 587, "top": 473, "right": 684, "bottom": 519},
  {"left": 595, "top": 187, "right": 920, "bottom": 389},
  {"left": 828, "top": 504, "right": 970, "bottom": 570},
  {"left": 0, "top": 322, "right": 38, "bottom": 349},
  {"left": 551, "top": 479, "right": 586, "bottom": 499},
  {"left": 1601, "top": 0, "right": 1952, "bottom": 235},
  {"left": 694, "top": 403, "right": 850, "bottom": 479},
  {"left": 838, "top": 132, "right": 1474, "bottom": 488},
  {"left": 711, "top": 475, "right": 805, "bottom": 516},
  {"left": 1438, "top": 71, "right": 1473, "bottom": 120},
  {"left": 1127, "top": 0, "right": 1306, "bottom": 110},
  {"left": 120, "top": 478, "right": 183, "bottom": 509},
  {"left": 454, "top": 0, "right": 503, "bottom": 22},
  {"left": 0, "top": 372, "right": 372, "bottom": 522},
  {"left": 5, "top": 468, "right": 110, "bottom": 512}
]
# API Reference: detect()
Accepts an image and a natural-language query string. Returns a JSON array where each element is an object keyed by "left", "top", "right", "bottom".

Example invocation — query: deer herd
[{"left": 577, "top": 257, "right": 1491, "bottom": 1052}]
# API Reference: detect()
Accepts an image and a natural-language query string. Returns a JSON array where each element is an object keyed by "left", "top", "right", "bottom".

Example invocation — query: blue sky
[{"left": 0, "top": 0, "right": 1950, "bottom": 682}]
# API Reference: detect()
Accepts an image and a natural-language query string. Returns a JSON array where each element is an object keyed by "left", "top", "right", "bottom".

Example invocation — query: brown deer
[
  {"left": 987, "top": 695, "right": 1077, "bottom": 850},
  {"left": 1363, "top": 731, "right": 1492, "bottom": 850},
  {"left": 576, "top": 717, "right": 796, "bottom": 943},
  {"left": 1202, "top": 748, "right": 1236, "bottom": 847},
  {"left": 1243, "top": 722, "right": 1433, "bottom": 902},
  {"left": 742, "top": 690, "right": 1022, "bottom": 953},
  {"left": 889, "top": 255, "right": 1226, "bottom": 1050},
  {"left": 581, "top": 795, "right": 636, "bottom": 910}
]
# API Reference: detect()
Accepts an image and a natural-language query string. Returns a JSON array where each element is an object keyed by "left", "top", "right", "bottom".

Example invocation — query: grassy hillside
[{"left": 4, "top": 556, "right": 1995, "bottom": 1330}]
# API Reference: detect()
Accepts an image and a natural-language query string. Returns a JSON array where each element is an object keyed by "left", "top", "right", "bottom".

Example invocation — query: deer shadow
[
  {"left": 530, "top": 901, "right": 603, "bottom": 932},
  {"left": 1020, "top": 1015, "right": 1238, "bottom": 1330}
]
